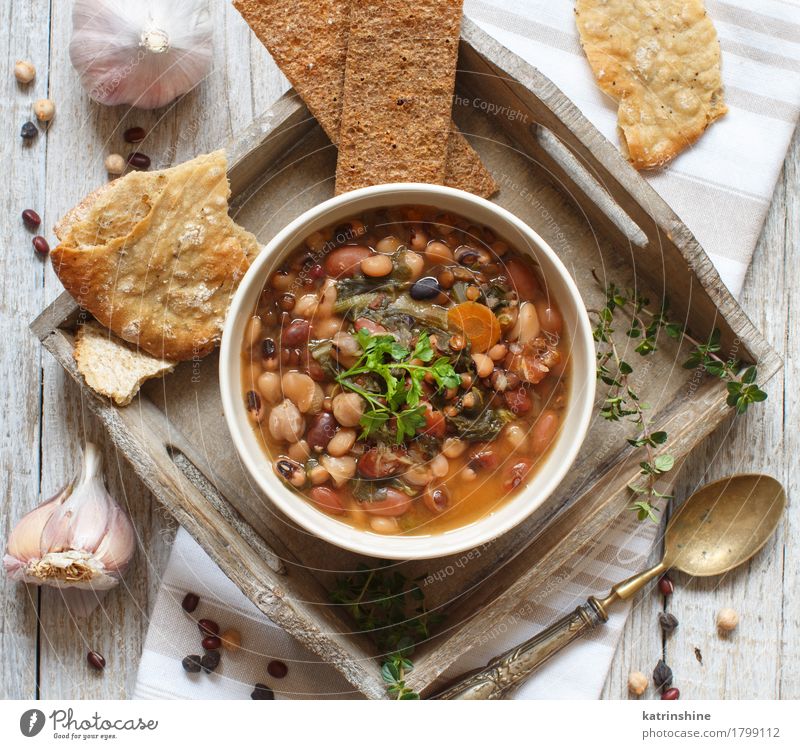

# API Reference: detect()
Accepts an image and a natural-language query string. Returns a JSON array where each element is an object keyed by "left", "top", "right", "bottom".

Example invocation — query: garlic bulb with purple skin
[
  {"left": 69, "top": 0, "right": 213, "bottom": 109},
  {"left": 3, "top": 443, "right": 135, "bottom": 590}
]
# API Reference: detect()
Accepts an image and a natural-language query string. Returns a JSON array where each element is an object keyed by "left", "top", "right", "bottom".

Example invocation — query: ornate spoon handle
[{"left": 431, "top": 597, "right": 608, "bottom": 700}]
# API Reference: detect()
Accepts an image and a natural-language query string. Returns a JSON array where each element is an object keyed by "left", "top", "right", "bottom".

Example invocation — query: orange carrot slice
[{"left": 447, "top": 302, "right": 501, "bottom": 353}]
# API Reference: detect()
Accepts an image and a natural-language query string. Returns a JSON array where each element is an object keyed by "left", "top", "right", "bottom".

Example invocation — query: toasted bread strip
[{"left": 233, "top": 0, "right": 497, "bottom": 196}]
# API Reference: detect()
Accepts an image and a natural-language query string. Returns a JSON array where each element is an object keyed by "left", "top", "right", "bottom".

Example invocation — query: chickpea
[
  {"left": 257, "top": 371, "right": 282, "bottom": 403},
  {"left": 716, "top": 608, "right": 739, "bottom": 633},
  {"left": 332, "top": 392, "right": 365, "bottom": 427},
  {"left": 472, "top": 352, "right": 494, "bottom": 378},
  {"left": 268, "top": 399, "right": 305, "bottom": 443},
  {"left": 426, "top": 240, "right": 454, "bottom": 263},
  {"left": 327, "top": 428, "right": 357, "bottom": 457},
  {"left": 628, "top": 671, "right": 648, "bottom": 696},
  {"left": 282, "top": 371, "right": 319, "bottom": 413},
  {"left": 442, "top": 437, "right": 467, "bottom": 459}
]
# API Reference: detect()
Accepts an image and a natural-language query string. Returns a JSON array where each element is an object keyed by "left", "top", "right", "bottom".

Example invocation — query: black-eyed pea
[
  {"left": 257, "top": 371, "right": 282, "bottom": 403},
  {"left": 472, "top": 352, "right": 494, "bottom": 378},
  {"left": 361, "top": 253, "right": 393, "bottom": 277},
  {"left": 327, "top": 428, "right": 357, "bottom": 457}
]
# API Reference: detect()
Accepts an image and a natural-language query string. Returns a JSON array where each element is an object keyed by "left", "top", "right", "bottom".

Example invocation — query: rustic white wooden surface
[{"left": 0, "top": 1, "right": 795, "bottom": 699}]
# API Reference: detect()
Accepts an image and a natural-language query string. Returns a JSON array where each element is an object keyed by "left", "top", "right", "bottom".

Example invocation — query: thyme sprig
[
  {"left": 591, "top": 271, "right": 767, "bottom": 522},
  {"left": 330, "top": 563, "right": 443, "bottom": 699}
]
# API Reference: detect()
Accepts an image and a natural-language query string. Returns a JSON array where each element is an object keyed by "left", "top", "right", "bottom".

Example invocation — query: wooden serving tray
[{"left": 31, "top": 19, "right": 780, "bottom": 698}]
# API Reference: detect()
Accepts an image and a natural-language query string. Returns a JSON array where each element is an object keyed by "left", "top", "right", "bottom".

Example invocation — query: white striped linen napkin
[{"left": 135, "top": 0, "right": 800, "bottom": 700}]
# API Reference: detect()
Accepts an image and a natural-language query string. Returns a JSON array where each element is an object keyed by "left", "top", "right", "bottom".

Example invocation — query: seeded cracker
[
  {"left": 233, "top": 0, "right": 496, "bottom": 197},
  {"left": 74, "top": 321, "right": 175, "bottom": 406},
  {"left": 52, "top": 150, "right": 260, "bottom": 361},
  {"left": 575, "top": 0, "right": 727, "bottom": 169}
]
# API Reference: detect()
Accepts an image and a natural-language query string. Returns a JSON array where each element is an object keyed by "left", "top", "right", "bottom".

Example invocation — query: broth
[{"left": 240, "top": 205, "right": 569, "bottom": 536}]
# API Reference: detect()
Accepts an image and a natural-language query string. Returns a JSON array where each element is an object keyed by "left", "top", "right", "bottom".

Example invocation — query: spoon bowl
[{"left": 664, "top": 473, "right": 786, "bottom": 576}]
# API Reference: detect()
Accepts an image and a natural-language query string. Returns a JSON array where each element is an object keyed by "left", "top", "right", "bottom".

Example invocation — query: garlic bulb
[
  {"left": 3, "top": 443, "right": 136, "bottom": 590},
  {"left": 69, "top": 0, "right": 213, "bottom": 109}
]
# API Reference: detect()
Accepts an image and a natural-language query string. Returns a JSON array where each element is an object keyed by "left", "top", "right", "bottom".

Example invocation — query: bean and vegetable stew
[{"left": 241, "top": 205, "right": 569, "bottom": 536}]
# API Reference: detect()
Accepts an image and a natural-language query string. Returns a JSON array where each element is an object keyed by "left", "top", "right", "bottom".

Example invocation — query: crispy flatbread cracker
[
  {"left": 51, "top": 151, "right": 260, "bottom": 361},
  {"left": 575, "top": 0, "right": 727, "bottom": 169},
  {"left": 74, "top": 321, "right": 176, "bottom": 407},
  {"left": 233, "top": 0, "right": 497, "bottom": 197},
  {"left": 335, "top": 0, "right": 463, "bottom": 192}
]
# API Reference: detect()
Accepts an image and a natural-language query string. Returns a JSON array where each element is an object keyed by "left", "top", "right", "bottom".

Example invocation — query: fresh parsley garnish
[{"left": 335, "top": 329, "right": 460, "bottom": 443}]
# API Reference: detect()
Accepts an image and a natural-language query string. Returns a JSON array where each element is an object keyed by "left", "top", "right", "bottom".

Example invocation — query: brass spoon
[{"left": 433, "top": 474, "right": 786, "bottom": 699}]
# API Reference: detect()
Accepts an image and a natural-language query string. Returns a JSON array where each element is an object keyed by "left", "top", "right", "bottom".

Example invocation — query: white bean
[
  {"left": 442, "top": 437, "right": 467, "bottom": 459},
  {"left": 430, "top": 454, "right": 449, "bottom": 478},
  {"left": 504, "top": 423, "right": 528, "bottom": 450},
  {"left": 257, "top": 371, "right": 282, "bottom": 403},
  {"left": 294, "top": 293, "right": 319, "bottom": 318},
  {"left": 405, "top": 465, "right": 432, "bottom": 486},
  {"left": 314, "top": 315, "right": 345, "bottom": 339},
  {"left": 332, "top": 392, "right": 365, "bottom": 427},
  {"left": 370, "top": 516, "right": 400, "bottom": 534},
  {"left": 282, "top": 372, "right": 318, "bottom": 413},
  {"left": 320, "top": 455, "right": 357, "bottom": 487},
  {"left": 327, "top": 428, "right": 356, "bottom": 457},
  {"left": 403, "top": 250, "right": 424, "bottom": 280},
  {"left": 510, "top": 301, "right": 540, "bottom": 343}
]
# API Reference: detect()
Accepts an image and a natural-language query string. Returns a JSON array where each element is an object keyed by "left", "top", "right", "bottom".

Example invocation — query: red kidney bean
[
  {"left": 661, "top": 688, "right": 680, "bottom": 700},
  {"left": 363, "top": 488, "right": 412, "bottom": 517},
  {"left": 422, "top": 403, "right": 446, "bottom": 438},
  {"left": 358, "top": 447, "right": 405, "bottom": 479},
  {"left": 181, "top": 592, "right": 200, "bottom": 612},
  {"left": 469, "top": 450, "right": 498, "bottom": 471},
  {"left": 504, "top": 387, "right": 531, "bottom": 414},
  {"left": 531, "top": 409, "right": 560, "bottom": 454},
  {"left": 309, "top": 486, "right": 345, "bottom": 515},
  {"left": 202, "top": 636, "right": 222, "bottom": 650},
  {"left": 504, "top": 460, "right": 532, "bottom": 490},
  {"left": 354, "top": 317, "right": 387, "bottom": 335},
  {"left": 423, "top": 485, "right": 450, "bottom": 514},
  {"left": 306, "top": 412, "right": 337, "bottom": 451},
  {"left": 127, "top": 151, "right": 151, "bottom": 169},
  {"left": 87, "top": 650, "right": 106, "bottom": 671},
  {"left": 658, "top": 575, "right": 674, "bottom": 597},
  {"left": 535, "top": 299, "right": 563, "bottom": 336},
  {"left": 123, "top": 126, "right": 146, "bottom": 143},
  {"left": 323, "top": 245, "right": 371, "bottom": 278},
  {"left": 267, "top": 660, "right": 288, "bottom": 679},
  {"left": 32, "top": 235, "right": 50, "bottom": 256},
  {"left": 302, "top": 350, "right": 327, "bottom": 382},
  {"left": 21, "top": 209, "right": 41, "bottom": 229},
  {"left": 198, "top": 619, "right": 219, "bottom": 636},
  {"left": 309, "top": 263, "right": 325, "bottom": 279},
  {"left": 281, "top": 319, "right": 311, "bottom": 347},
  {"left": 504, "top": 258, "right": 541, "bottom": 298}
]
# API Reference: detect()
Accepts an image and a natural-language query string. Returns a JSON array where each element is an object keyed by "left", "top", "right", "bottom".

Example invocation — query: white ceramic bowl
[{"left": 220, "top": 183, "right": 595, "bottom": 560}]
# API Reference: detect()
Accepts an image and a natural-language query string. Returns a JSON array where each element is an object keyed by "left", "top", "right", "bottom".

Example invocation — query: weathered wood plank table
[{"left": 1, "top": 1, "right": 796, "bottom": 699}]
